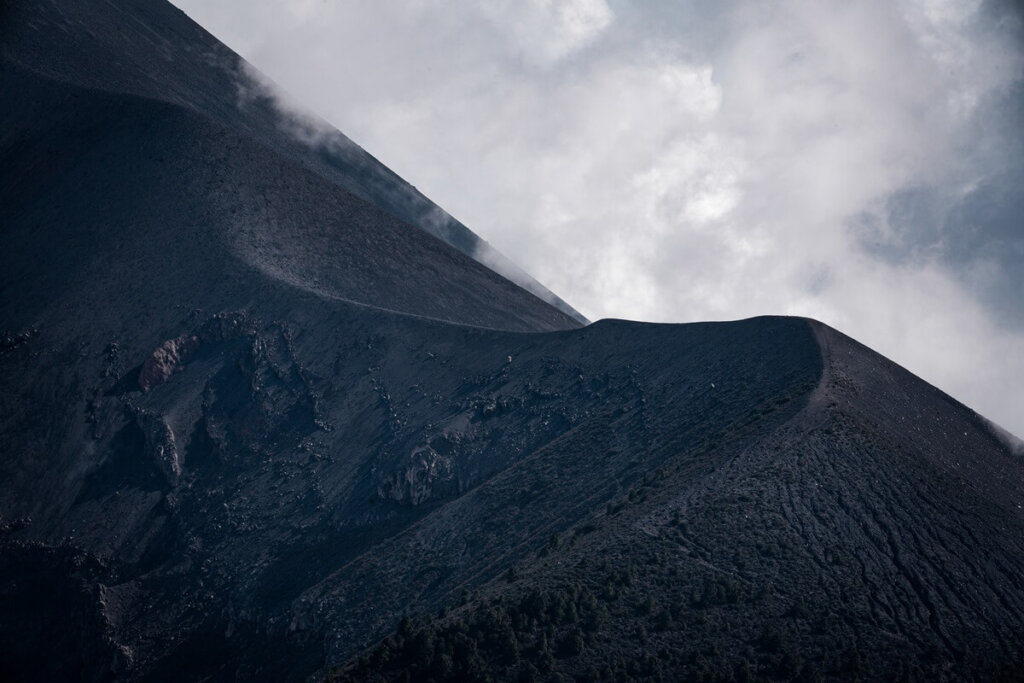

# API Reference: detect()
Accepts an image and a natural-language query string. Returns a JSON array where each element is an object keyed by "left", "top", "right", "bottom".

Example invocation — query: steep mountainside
[
  {"left": 2, "top": 1, "right": 1023, "bottom": 681},
  {"left": 0, "top": 0, "right": 586, "bottom": 326}
]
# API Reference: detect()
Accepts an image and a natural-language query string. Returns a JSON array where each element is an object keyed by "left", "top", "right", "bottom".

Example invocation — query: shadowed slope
[{"left": 1, "top": 299, "right": 829, "bottom": 680}]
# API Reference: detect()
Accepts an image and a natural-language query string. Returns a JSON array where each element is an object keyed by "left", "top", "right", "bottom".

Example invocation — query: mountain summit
[{"left": 2, "top": 1, "right": 1022, "bottom": 681}]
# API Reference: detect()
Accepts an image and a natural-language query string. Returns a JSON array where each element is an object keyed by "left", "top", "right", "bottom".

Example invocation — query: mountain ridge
[{"left": 325, "top": 319, "right": 1024, "bottom": 681}]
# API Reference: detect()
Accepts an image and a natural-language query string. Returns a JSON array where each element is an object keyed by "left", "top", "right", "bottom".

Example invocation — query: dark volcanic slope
[
  {"left": 2, "top": 2, "right": 1024, "bottom": 682},
  {"left": 0, "top": 0, "right": 586, "bottom": 329},
  {"left": 330, "top": 322, "right": 1024, "bottom": 682}
]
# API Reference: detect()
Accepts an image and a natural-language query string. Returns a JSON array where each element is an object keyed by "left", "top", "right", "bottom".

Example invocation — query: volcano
[{"left": 2, "top": 1, "right": 1022, "bottom": 681}]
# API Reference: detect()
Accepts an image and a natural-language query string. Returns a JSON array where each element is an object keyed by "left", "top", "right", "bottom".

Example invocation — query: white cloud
[{"left": 480, "top": 0, "right": 613, "bottom": 65}]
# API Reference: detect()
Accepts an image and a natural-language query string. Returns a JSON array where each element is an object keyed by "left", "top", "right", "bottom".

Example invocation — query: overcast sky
[{"left": 171, "top": 0, "right": 1023, "bottom": 437}]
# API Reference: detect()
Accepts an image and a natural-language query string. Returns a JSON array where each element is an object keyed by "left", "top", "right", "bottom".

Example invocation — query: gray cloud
[{"left": 171, "top": 0, "right": 1024, "bottom": 436}]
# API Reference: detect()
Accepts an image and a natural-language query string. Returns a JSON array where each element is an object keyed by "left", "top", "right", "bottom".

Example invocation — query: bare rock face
[
  {"left": 139, "top": 335, "right": 199, "bottom": 391},
  {"left": 377, "top": 446, "right": 455, "bottom": 506},
  {"left": 133, "top": 408, "right": 180, "bottom": 484},
  {"left": 138, "top": 312, "right": 255, "bottom": 390}
]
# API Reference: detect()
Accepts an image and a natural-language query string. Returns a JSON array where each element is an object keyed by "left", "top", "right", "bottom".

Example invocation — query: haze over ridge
[{"left": 169, "top": 0, "right": 1024, "bottom": 438}]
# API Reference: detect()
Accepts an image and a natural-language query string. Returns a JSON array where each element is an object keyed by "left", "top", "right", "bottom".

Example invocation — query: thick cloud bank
[{"left": 172, "top": 0, "right": 1023, "bottom": 436}]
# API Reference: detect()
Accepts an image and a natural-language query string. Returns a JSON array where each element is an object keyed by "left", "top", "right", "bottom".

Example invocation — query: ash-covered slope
[
  {"left": 0, "top": 0, "right": 586, "bottom": 327},
  {"left": 2, "top": 1, "right": 1023, "bottom": 682},
  {"left": 329, "top": 322, "right": 1024, "bottom": 682}
]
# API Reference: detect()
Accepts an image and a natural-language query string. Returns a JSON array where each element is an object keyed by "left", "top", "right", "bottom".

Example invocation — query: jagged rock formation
[{"left": 1, "top": 1, "right": 1022, "bottom": 681}]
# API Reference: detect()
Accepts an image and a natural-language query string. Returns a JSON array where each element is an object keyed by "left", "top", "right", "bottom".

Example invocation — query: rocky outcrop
[
  {"left": 377, "top": 446, "right": 455, "bottom": 506},
  {"left": 138, "top": 312, "right": 254, "bottom": 390},
  {"left": 138, "top": 334, "right": 199, "bottom": 391},
  {"left": 133, "top": 408, "right": 180, "bottom": 485}
]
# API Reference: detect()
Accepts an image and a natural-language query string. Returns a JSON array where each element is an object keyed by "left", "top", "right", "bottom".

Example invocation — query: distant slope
[
  {"left": 0, "top": 0, "right": 586, "bottom": 326},
  {"left": 0, "top": 62, "right": 576, "bottom": 334},
  {"left": 1, "top": 1, "right": 1022, "bottom": 682}
]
